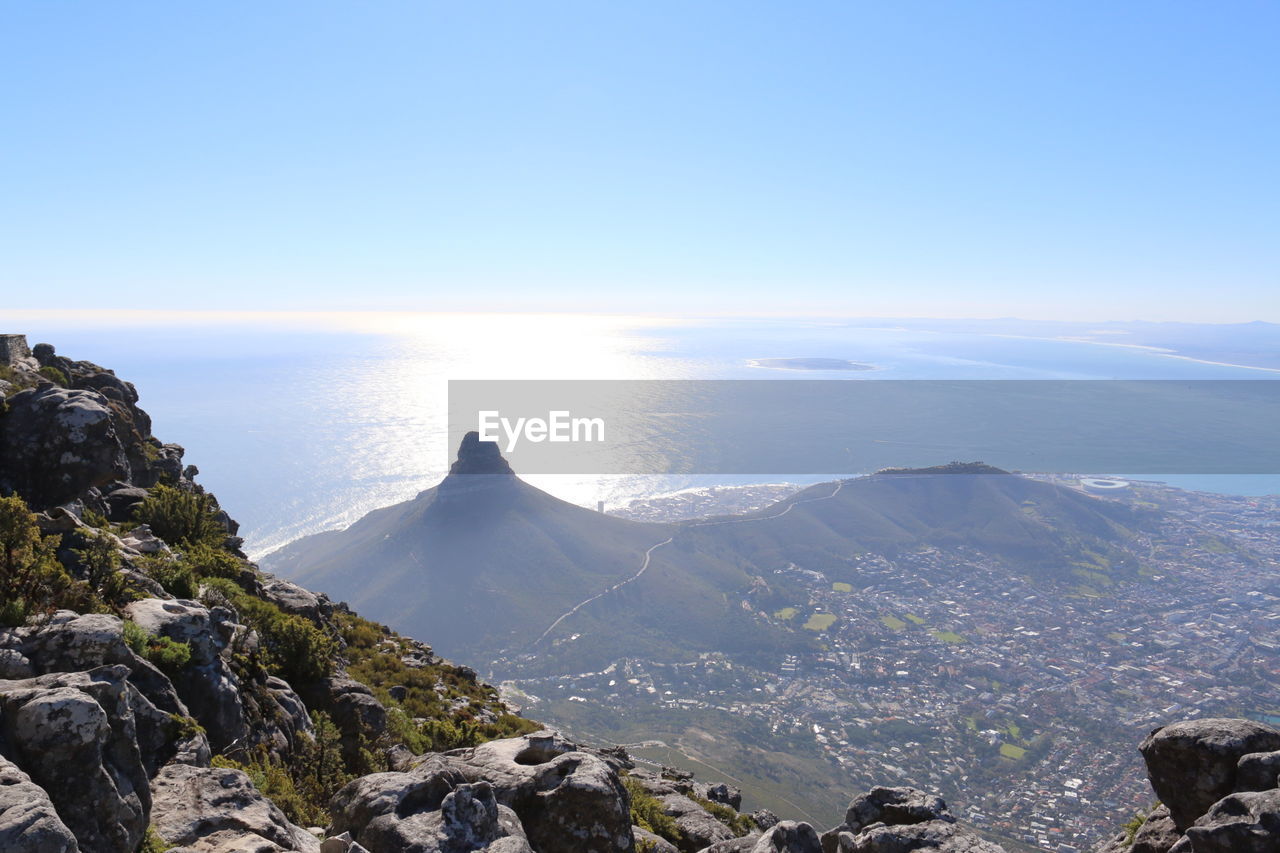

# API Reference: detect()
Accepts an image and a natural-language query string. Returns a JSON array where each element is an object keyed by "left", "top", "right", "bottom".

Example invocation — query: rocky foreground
[{"left": 1, "top": 334, "right": 1279, "bottom": 853}]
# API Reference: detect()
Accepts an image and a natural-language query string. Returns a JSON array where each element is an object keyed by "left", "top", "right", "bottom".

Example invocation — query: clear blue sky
[{"left": 3, "top": 2, "right": 1276, "bottom": 320}]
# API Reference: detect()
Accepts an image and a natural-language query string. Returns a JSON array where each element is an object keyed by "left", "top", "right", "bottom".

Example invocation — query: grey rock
[
  {"left": 0, "top": 385, "right": 130, "bottom": 508},
  {"left": 706, "top": 783, "right": 743, "bottom": 811},
  {"left": 701, "top": 837, "right": 761, "bottom": 852},
  {"left": 1236, "top": 750, "right": 1280, "bottom": 793},
  {"left": 1129, "top": 805, "right": 1180, "bottom": 853},
  {"left": 843, "top": 820, "right": 1005, "bottom": 852},
  {"left": 320, "top": 832, "right": 371, "bottom": 853},
  {"left": 752, "top": 811, "right": 780, "bottom": 831},
  {"left": 261, "top": 579, "right": 330, "bottom": 623},
  {"left": 104, "top": 484, "right": 149, "bottom": 522},
  {"left": 0, "top": 665, "right": 150, "bottom": 853},
  {"left": 658, "top": 792, "right": 738, "bottom": 850},
  {"left": 1139, "top": 718, "right": 1280, "bottom": 831},
  {"left": 750, "top": 821, "right": 823, "bottom": 853},
  {"left": 452, "top": 730, "right": 635, "bottom": 852},
  {"left": 0, "top": 755, "right": 79, "bottom": 853},
  {"left": 329, "top": 757, "right": 532, "bottom": 853},
  {"left": 1181, "top": 787, "right": 1280, "bottom": 852},
  {"left": 844, "top": 788, "right": 952, "bottom": 833},
  {"left": 151, "top": 763, "right": 320, "bottom": 852},
  {"left": 635, "top": 825, "right": 681, "bottom": 852}
]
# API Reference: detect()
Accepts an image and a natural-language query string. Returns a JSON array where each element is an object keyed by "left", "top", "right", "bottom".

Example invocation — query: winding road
[{"left": 533, "top": 479, "right": 846, "bottom": 645}]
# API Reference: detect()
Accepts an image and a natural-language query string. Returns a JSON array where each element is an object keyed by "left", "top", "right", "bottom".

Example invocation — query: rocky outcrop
[
  {"left": 0, "top": 755, "right": 79, "bottom": 853},
  {"left": 1139, "top": 718, "right": 1280, "bottom": 832},
  {"left": 328, "top": 755, "right": 532, "bottom": 853},
  {"left": 450, "top": 731, "right": 635, "bottom": 853},
  {"left": 151, "top": 763, "right": 320, "bottom": 852},
  {"left": 751, "top": 821, "right": 823, "bottom": 852},
  {"left": 0, "top": 666, "right": 151, "bottom": 853}
]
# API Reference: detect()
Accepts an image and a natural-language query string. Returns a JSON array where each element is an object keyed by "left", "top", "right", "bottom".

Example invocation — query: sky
[{"left": 2, "top": 2, "right": 1277, "bottom": 321}]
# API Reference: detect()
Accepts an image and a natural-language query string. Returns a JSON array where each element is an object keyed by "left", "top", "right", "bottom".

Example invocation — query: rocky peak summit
[{"left": 448, "top": 431, "right": 514, "bottom": 477}]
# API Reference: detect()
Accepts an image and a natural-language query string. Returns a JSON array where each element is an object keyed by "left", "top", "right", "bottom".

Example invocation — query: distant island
[{"left": 748, "top": 356, "right": 877, "bottom": 371}]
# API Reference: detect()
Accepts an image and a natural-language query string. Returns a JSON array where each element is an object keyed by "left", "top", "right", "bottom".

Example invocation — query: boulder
[
  {"left": 125, "top": 598, "right": 250, "bottom": 752},
  {"left": 260, "top": 579, "right": 329, "bottom": 623},
  {"left": 104, "top": 484, "right": 150, "bottom": 522},
  {"left": 842, "top": 821, "right": 1004, "bottom": 852},
  {"left": 1179, "top": 787, "right": 1280, "bottom": 852},
  {"left": 657, "top": 792, "right": 738, "bottom": 850},
  {"left": 1139, "top": 718, "right": 1280, "bottom": 831},
  {"left": 150, "top": 763, "right": 320, "bottom": 852},
  {"left": 303, "top": 675, "right": 387, "bottom": 761},
  {"left": 634, "top": 826, "right": 680, "bottom": 853},
  {"left": 750, "top": 821, "right": 822, "bottom": 853},
  {"left": 705, "top": 783, "right": 743, "bottom": 811},
  {"left": 1128, "top": 805, "right": 1180, "bottom": 853},
  {"left": 0, "top": 755, "right": 79, "bottom": 853},
  {"left": 329, "top": 756, "right": 532, "bottom": 853},
  {"left": 0, "top": 385, "right": 129, "bottom": 508},
  {"left": 0, "top": 665, "right": 150, "bottom": 853},
  {"left": 844, "top": 787, "right": 952, "bottom": 833},
  {"left": 701, "top": 837, "right": 762, "bottom": 852},
  {"left": 451, "top": 731, "right": 635, "bottom": 853},
  {"left": 752, "top": 811, "right": 780, "bottom": 831},
  {"left": 1236, "top": 750, "right": 1280, "bottom": 793}
]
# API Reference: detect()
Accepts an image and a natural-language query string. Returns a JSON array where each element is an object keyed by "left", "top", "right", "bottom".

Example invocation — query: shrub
[
  {"left": 181, "top": 542, "right": 243, "bottom": 579},
  {"left": 139, "top": 826, "right": 170, "bottom": 853},
  {"left": 142, "top": 556, "right": 200, "bottom": 599},
  {"left": 198, "top": 578, "right": 334, "bottom": 685},
  {"left": 123, "top": 619, "right": 192, "bottom": 674},
  {"left": 37, "top": 366, "right": 68, "bottom": 386},
  {"left": 0, "top": 495, "right": 84, "bottom": 625},
  {"left": 623, "top": 777, "right": 683, "bottom": 847},
  {"left": 134, "top": 484, "right": 224, "bottom": 548}
]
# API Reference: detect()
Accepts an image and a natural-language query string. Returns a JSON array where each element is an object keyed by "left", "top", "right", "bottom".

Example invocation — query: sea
[{"left": 9, "top": 311, "right": 1280, "bottom": 559}]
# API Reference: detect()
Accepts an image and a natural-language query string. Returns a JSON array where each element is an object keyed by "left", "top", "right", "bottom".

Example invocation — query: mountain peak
[{"left": 448, "top": 430, "right": 514, "bottom": 476}]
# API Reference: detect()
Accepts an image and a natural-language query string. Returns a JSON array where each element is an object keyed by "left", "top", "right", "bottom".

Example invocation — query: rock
[
  {"left": 320, "top": 832, "right": 371, "bottom": 853},
  {"left": 657, "top": 792, "right": 738, "bottom": 850},
  {"left": 842, "top": 820, "right": 1005, "bottom": 852},
  {"left": 267, "top": 675, "right": 315, "bottom": 742},
  {"left": 634, "top": 825, "right": 681, "bottom": 853},
  {"left": 750, "top": 821, "right": 823, "bottom": 853},
  {"left": 450, "top": 731, "right": 635, "bottom": 853},
  {"left": 104, "top": 484, "right": 150, "bottom": 522},
  {"left": 1180, "top": 787, "right": 1280, "bottom": 852},
  {"left": 706, "top": 783, "right": 743, "bottom": 811},
  {"left": 0, "top": 334, "right": 31, "bottom": 366},
  {"left": 119, "top": 524, "right": 172, "bottom": 555},
  {"left": 1139, "top": 718, "right": 1280, "bottom": 831},
  {"left": 0, "top": 665, "right": 150, "bottom": 853},
  {"left": 1236, "top": 750, "right": 1280, "bottom": 793},
  {"left": 701, "top": 837, "right": 761, "bottom": 852},
  {"left": 1128, "top": 805, "right": 1181, "bottom": 853},
  {"left": 752, "top": 811, "right": 780, "bottom": 831},
  {"left": 0, "top": 385, "right": 130, "bottom": 508},
  {"left": 329, "top": 756, "right": 532, "bottom": 853},
  {"left": 261, "top": 579, "right": 329, "bottom": 623},
  {"left": 20, "top": 611, "right": 135, "bottom": 672},
  {"left": 124, "top": 598, "right": 251, "bottom": 752},
  {"left": 844, "top": 787, "right": 952, "bottom": 832},
  {"left": 151, "top": 763, "right": 320, "bottom": 852},
  {"left": 0, "top": 755, "right": 79, "bottom": 852}
]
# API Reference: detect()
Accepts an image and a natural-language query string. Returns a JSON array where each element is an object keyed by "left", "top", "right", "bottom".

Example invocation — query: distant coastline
[{"left": 748, "top": 357, "right": 877, "bottom": 371}]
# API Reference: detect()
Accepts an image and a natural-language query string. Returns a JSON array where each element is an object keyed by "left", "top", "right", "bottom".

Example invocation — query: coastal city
[{"left": 501, "top": 478, "right": 1280, "bottom": 851}]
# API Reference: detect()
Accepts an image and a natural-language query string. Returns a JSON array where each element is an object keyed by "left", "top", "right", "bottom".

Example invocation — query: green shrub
[
  {"left": 623, "top": 777, "right": 684, "bottom": 847},
  {"left": 134, "top": 484, "right": 224, "bottom": 548},
  {"left": 181, "top": 542, "right": 243, "bottom": 579},
  {"left": 142, "top": 556, "right": 200, "bottom": 599},
  {"left": 37, "top": 366, "right": 68, "bottom": 386},
  {"left": 694, "top": 795, "right": 755, "bottom": 836},
  {"left": 0, "top": 495, "right": 88, "bottom": 625},
  {"left": 198, "top": 578, "right": 334, "bottom": 685},
  {"left": 139, "top": 826, "right": 170, "bottom": 853},
  {"left": 123, "top": 620, "right": 192, "bottom": 674}
]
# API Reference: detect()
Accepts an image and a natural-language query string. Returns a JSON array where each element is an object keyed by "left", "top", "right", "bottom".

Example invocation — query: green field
[
  {"left": 932, "top": 630, "right": 966, "bottom": 644},
  {"left": 999, "top": 743, "right": 1027, "bottom": 760},
  {"left": 905, "top": 613, "right": 925, "bottom": 625},
  {"left": 803, "top": 613, "right": 837, "bottom": 631},
  {"left": 831, "top": 582, "right": 853, "bottom": 592},
  {"left": 774, "top": 607, "right": 798, "bottom": 620},
  {"left": 880, "top": 615, "right": 907, "bottom": 630}
]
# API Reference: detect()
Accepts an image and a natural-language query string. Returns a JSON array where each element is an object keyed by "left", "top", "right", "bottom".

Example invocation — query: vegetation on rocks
[
  {"left": 622, "top": 777, "right": 684, "bottom": 847},
  {"left": 134, "top": 483, "right": 227, "bottom": 548}
]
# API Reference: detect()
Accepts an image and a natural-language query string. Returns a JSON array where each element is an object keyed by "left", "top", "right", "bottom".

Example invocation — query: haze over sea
[{"left": 10, "top": 311, "right": 1280, "bottom": 558}]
